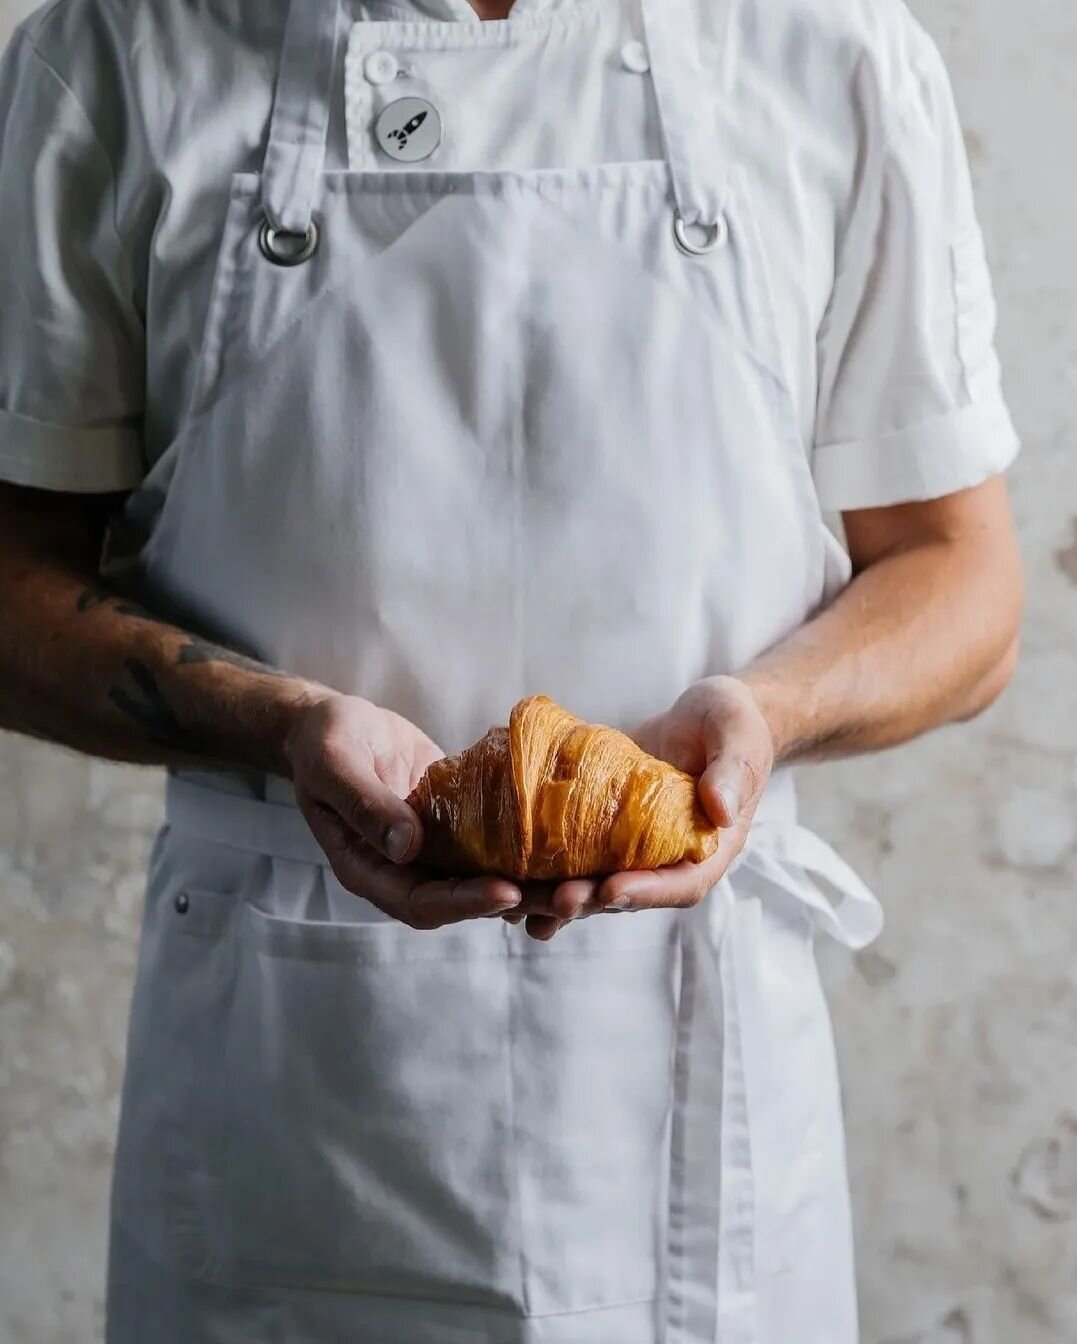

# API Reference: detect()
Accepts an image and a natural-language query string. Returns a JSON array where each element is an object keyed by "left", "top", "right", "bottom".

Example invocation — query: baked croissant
[{"left": 407, "top": 695, "right": 719, "bottom": 880}]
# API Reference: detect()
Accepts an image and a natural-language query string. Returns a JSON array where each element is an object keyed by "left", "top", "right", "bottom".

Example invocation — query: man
[{"left": 0, "top": 0, "right": 1022, "bottom": 1339}]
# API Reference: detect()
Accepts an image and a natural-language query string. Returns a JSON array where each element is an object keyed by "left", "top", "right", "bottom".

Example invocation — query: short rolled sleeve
[
  {"left": 812, "top": 15, "right": 1020, "bottom": 512},
  {"left": 0, "top": 28, "right": 145, "bottom": 493}
]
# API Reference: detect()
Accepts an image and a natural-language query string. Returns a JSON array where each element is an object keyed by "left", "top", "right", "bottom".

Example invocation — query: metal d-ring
[
  {"left": 672, "top": 210, "right": 728, "bottom": 257},
  {"left": 258, "top": 216, "right": 320, "bottom": 267}
]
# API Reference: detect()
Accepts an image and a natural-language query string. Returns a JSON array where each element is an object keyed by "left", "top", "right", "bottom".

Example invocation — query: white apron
[{"left": 105, "top": 0, "right": 884, "bottom": 1340}]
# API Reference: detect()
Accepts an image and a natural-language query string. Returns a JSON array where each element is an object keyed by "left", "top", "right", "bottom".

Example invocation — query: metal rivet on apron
[
  {"left": 258, "top": 218, "right": 320, "bottom": 267},
  {"left": 364, "top": 50, "right": 399, "bottom": 85},
  {"left": 174, "top": 892, "right": 190, "bottom": 915},
  {"left": 672, "top": 210, "right": 728, "bottom": 256},
  {"left": 620, "top": 39, "right": 650, "bottom": 73},
  {"left": 375, "top": 96, "right": 442, "bottom": 163}
]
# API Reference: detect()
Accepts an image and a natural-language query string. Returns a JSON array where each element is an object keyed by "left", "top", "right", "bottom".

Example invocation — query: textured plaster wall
[{"left": 0, "top": 0, "right": 1074, "bottom": 1341}]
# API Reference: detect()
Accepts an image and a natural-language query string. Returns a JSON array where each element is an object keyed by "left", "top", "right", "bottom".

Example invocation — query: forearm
[
  {"left": 741, "top": 528, "right": 1022, "bottom": 763},
  {"left": 0, "top": 516, "right": 322, "bottom": 774}
]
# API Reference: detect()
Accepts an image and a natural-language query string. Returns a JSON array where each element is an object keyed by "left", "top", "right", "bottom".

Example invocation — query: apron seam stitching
[{"left": 347, "top": 5, "right": 602, "bottom": 44}]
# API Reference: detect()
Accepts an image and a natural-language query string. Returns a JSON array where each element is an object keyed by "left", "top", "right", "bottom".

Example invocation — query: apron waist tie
[
  {"left": 163, "top": 767, "right": 807, "bottom": 860},
  {"left": 165, "top": 773, "right": 328, "bottom": 865}
]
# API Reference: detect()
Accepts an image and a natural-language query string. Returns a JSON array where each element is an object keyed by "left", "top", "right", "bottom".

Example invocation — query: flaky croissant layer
[{"left": 407, "top": 695, "right": 719, "bottom": 880}]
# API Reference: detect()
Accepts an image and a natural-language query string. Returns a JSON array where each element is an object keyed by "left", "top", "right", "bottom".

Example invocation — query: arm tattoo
[
  {"left": 176, "top": 639, "right": 289, "bottom": 678},
  {"left": 107, "top": 659, "right": 189, "bottom": 750},
  {"left": 76, "top": 587, "right": 288, "bottom": 679}
]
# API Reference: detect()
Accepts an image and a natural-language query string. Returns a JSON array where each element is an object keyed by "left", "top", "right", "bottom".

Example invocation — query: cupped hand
[
  {"left": 507, "top": 676, "right": 774, "bottom": 939},
  {"left": 285, "top": 694, "right": 523, "bottom": 928}
]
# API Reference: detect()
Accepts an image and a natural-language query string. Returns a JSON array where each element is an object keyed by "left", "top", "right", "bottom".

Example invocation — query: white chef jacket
[{"left": 0, "top": 0, "right": 1018, "bottom": 508}]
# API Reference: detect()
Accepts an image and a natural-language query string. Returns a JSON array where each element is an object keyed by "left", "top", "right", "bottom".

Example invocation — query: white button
[
  {"left": 620, "top": 40, "right": 650, "bottom": 74},
  {"left": 364, "top": 51, "right": 399, "bottom": 85},
  {"left": 375, "top": 96, "right": 442, "bottom": 163}
]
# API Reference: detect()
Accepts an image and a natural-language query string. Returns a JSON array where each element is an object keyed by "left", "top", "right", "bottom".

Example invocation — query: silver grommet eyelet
[
  {"left": 672, "top": 211, "right": 728, "bottom": 257},
  {"left": 258, "top": 217, "right": 320, "bottom": 267}
]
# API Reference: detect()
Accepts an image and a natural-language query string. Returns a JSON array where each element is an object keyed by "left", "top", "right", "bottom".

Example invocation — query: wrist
[
  {"left": 735, "top": 669, "right": 801, "bottom": 765},
  {"left": 272, "top": 681, "right": 337, "bottom": 780}
]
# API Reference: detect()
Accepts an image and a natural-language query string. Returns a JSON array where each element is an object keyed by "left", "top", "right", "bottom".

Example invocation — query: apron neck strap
[
  {"left": 261, "top": 0, "right": 729, "bottom": 235},
  {"left": 641, "top": 0, "right": 730, "bottom": 229},
  {"left": 262, "top": 0, "right": 343, "bottom": 235}
]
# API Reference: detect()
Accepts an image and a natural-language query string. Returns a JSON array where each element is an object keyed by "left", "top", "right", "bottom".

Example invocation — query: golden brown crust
[{"left": 408, "top": 695, "right": 719, "bottom": 879}]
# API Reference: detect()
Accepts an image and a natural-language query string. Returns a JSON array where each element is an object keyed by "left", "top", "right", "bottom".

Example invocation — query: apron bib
[
  {"left": 107, "top": 1, "right": 883, "bottom": 1340},
  {"left": 131, "top": 0, "right": 830, "bottom": 742}
]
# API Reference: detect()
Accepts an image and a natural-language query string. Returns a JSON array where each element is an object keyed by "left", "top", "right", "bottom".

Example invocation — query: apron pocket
[
  {"left": 218, "top": 903, "right": 523, "bottom": 1307},
  {"left": 158, "top": 877, "right": 679, "bottom": 1319}
]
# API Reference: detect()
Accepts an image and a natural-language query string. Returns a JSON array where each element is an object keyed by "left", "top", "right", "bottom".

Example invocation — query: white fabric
[
  {"left": 344, "top": 6, "right": 662, "bottom": 176},
  {"left": 0, "top": 0, "right": 1018, "bottom": 503},
  {"left": 810, "top": 14, "right": 1020, "bottom": 506},
  {"left": 0, "top": 27, "right": 145, "bottom": 490},
  {"left": 0, "top": 405, "right": 142, "bottom": 493},
  {"left": 155, "top": 765, "right": 881, "bottom": 1344},
  {"left": 106, "top": 0, "right": 880, "bottom": 1331},
  {"left": 262, "top": 0, "right": 341, "bottom": 234},
  {"left": 0, "top": 0, "right": 1015, "bottom": 1342}
]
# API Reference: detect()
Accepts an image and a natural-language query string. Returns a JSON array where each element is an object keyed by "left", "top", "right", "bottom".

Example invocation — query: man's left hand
[{"left": 507, "top": 676, "right": 775, "bottom": 939}]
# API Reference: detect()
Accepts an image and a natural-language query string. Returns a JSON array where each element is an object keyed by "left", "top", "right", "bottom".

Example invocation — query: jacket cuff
[
  {"left": 0, "top": 404, "right": 144, "bottom": 493},
  {"left": 812, "top": 393, "right": 1020, "bottom": 512}
]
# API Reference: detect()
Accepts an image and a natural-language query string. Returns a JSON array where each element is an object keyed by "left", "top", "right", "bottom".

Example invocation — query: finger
[
  {"left": 549, "top": 878, "right": 598, "bottom": 920},
  {"left": 316, "top": 752, "right": 425, "bottom": 863},
  {"left": 409, "top": 875, "right": 524, "bottom": 929},
  {"left": 508, "top": 881, "right": 601, "bottom": 922},
  {"left": 512, "top": 878, "right": 595, "bottom": 921},
  {"left": 595, "top": 863, "right": 705, "bottom": 912},
  {"left": 525, "top": 914, "right": 564, "bottom": 941},
  {"left": 301, "top": 800, "right": 388, "bottom": 895},
  {"left": 505, "top": 878, "right": 601, "bottom": 920},
  {"left": 545, "top": 878, "right": 608, "bottom": 919},
  {"left": 595, "top": 810, "right": 752, "bottom": 913},
  {"left": 304, "top": 818, "right": 522, "bottom": 927},
  {"left": 511, "top": 880, "right": 561, "bottom": 916}
]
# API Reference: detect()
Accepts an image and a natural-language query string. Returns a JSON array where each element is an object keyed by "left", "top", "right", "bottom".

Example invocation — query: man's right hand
[{"left": 285, "top": 694, "right": 524, "bottom": 929}]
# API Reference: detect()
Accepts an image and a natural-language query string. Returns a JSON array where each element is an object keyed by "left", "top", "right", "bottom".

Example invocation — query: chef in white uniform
[{"left": 0, "top": 0, "right": 1023, "bottom": 1340}]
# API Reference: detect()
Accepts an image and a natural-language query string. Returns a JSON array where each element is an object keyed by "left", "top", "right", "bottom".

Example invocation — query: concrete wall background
[{"left": 0, "top": 0, "right": 1074, "bottom": 1340}]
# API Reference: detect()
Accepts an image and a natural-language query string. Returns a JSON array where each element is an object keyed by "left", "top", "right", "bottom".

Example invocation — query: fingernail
[
  {"left": 608, "top": 892, "right": 635, "bottom": 911},
  {"left": 717, "top": 782, "right": 742, "bottom": 822},
  {"left": 385, "top": 822, "right": 415, "bottom": 863},
  {"left": 497, "top": 892, "right": 522, "bottom": 910}
]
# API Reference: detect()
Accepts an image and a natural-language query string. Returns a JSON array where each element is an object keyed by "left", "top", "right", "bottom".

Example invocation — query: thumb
[
  {"left": 312, "top": 756, "right": 424, "bottom": 864},
  {"left": 697, "top": 699, "right": 771, "bottom": 830}
]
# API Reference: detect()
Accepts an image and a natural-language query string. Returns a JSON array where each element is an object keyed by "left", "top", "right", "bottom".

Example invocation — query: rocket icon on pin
[{"left": 375, "top": 97, "right": 443, "bottom": 163}]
